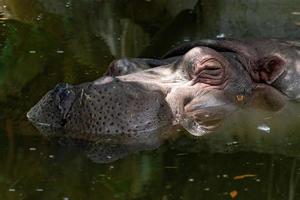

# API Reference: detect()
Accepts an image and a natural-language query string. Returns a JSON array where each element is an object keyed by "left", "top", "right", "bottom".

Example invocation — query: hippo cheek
[
  {"left": 250, "top": 84, "right": 287, "bottom": 111},
  {"left": 166, "top": 86, "right": 236, "bottom": 136},
  {"left": 182, "top": 94, "right": 237, "bottom": 136}
]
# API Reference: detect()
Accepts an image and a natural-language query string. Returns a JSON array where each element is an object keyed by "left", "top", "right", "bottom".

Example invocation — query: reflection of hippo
[{"left": 27, "top": 39, "right": 300, "bottom": 138}]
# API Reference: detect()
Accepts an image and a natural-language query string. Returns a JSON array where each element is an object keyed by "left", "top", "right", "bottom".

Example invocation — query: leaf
[
  {"left": 230, "top": 190, "right": 238, "bottom": 198},
  {"left": 233, "top": 174, "right": 257, "bottom": 180}
]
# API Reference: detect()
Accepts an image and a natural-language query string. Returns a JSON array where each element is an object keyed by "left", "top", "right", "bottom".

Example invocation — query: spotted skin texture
[{"left": 63, "top": 80, "right": 173, "bottom": 137}]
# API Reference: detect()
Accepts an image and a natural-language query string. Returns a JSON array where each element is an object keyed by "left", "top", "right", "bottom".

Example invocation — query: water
[{"left": 1, "top": 0, "right": 300, "bottom": 199}]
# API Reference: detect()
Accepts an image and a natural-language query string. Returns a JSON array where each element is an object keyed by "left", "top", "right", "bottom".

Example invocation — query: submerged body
[{"left": 27, "top": 38, "right": 300, "bottom": 138}]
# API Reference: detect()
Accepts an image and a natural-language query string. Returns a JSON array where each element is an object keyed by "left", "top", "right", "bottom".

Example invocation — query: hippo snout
[{"left": 28, "top": 79, "right": 174, "bottom": 136}]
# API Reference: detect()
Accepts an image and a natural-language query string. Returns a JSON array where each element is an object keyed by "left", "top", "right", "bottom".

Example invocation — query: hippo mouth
[
  {"left": 26, "top": 115, "right": 66, "bottom": 136},
  {"left": 26, "top": 113, "right": 63, "bottom": 129},
  {"left": 26, "top": 115, "right": 51, "bottom": 127}
]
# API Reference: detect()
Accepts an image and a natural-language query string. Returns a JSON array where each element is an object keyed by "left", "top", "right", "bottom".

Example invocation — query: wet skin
[{"left": 27, "top": 38, "right": 300, "bottom": 137}]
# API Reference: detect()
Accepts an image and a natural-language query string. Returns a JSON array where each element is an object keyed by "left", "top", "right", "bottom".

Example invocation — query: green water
[{"left": 1, "top": 0, "right": 300, "bottom": 199}]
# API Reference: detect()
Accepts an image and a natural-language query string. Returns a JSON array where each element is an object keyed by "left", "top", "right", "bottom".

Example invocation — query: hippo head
[{"left": 27, "top": 42, "right": 286, "bottom": 137}]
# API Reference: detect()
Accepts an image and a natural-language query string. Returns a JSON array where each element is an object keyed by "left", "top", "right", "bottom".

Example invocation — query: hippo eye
[
  {"left": 56, "top": 88, "right": 75, "bottom": 106},
  {"left": 53, "top": 83, "right": 73, "bottom": 103},
  {"left": 191, "top": 59, "right": 225, "bottom": 85},
  {"left": 54, "top": 83, "right": 68, "bottom": 93},
  {"left": 58, "top": 89, "right": 73, "bottom": 101},
  {"left": 199, "top": 61, "right": 223, "bottom": 78}
]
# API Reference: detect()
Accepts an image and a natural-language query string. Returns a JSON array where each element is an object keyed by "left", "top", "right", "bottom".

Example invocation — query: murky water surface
[{"left": 1, "top": 0, "right": 300, "bottom": 199}]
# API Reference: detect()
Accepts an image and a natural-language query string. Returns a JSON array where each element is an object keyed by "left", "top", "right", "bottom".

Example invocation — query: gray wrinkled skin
[{"left": 27, "top": 38, "right": 300, "bottom": 162}]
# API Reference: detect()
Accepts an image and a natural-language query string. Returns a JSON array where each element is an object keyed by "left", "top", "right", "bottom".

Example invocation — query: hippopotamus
[{"left": 27, "top": 38, "right": 300, "bottom": 138}]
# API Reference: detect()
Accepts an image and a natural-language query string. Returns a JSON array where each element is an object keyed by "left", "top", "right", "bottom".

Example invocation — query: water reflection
[
  {"left": 1, "top": 0, "right": 300, "bottom": 199},
  {"left": 1, "top": 136, "right": 300, "bottom": 199}
]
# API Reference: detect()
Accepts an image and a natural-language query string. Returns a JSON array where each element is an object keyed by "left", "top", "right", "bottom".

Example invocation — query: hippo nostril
[
  {"left": 111, "top": 64, "right": 121, "bottom": 75},
  {"left": 54, "top": 83, "right": 68, "bottom": 92},
  {"left": 106, "top": 61, "right": 122, "bottom": 76},
  {"left": 45, "top": 82, "right": 75, "bottom": 121},
  {"left": 58, "top": 89, "right": 73, "bottom": 101},
  {"left": 106, "top": 59, "right": 140, "bottom": 76}
]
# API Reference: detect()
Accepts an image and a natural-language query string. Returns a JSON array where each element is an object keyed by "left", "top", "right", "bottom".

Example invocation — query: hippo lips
[{"left": 26, "top": 112, "right": 65, "bottom": 129}]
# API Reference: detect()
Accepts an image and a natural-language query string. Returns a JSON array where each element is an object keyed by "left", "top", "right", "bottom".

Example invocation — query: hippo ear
[{"left": 257, "top": 55, "right": 286, "bottom": 84}]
